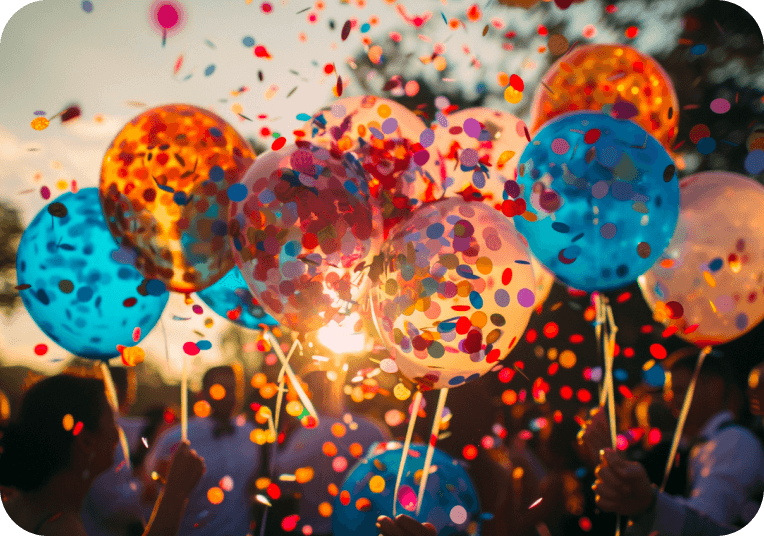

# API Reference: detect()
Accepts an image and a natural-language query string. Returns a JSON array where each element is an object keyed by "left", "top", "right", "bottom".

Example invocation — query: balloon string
[
  {"left": 265, "top": 332, "right": 318, "bottom": 429},
  {"left": 660, "top": 346, "right": 712, "bottom": 493},
  {"left": 160, "top": 318, "right": 170, "bottom": 367},
  {"left": 273, "top": 338, "right": 303, "bottom": 433},
  {"left": 416, "top": 388, "right": 449, "bottom": 516},
  {"left": 595, "top": 293, "right": 607, "bottom": 407},
  {"left": 393, "top": 390, "right": 422, "bottom": 518},
  {"left": 100, "top": 362, "right": 132, "bottom": 471},
  {"left": 181, "top": 351, "right": 188, "bottom": 443}
]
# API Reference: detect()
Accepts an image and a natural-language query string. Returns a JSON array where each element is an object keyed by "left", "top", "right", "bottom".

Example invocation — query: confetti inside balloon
[
  {"left": 100, "top": 104, "right": 255, "bottom": 293},
  {"left": 196, "top": 266, "right": 278, "bottom": 330},
  {"left": 371, "top": 197, "right": 536, "bottom": 390},
  {"left": 305, "top": 96, "right": 440, "bottom": 238},
  {"left": 426, "top": 108, "right": 529, "bottom": 206},
  {"left": 17, "top": 188, "right": 169, "bottom": 360},
  {"left": 229, "top": 142, "right": 382, "bottom": 334},
  {"left": 639, "top": 172, "right": 764, "bottom": 346},
  {"left": 530, "top": 44, "right": 679, "bottom": 150},
  {"left": 514, "top": 112, "right": 679, "bottom": 292},
  {"left": 332, "top": 443, "right": 481, "bottom": 536}
]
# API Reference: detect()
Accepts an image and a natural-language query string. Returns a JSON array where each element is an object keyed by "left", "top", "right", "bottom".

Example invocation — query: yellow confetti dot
[
  {"left": 331, "top": 423, "right": 346, "bottom": 438},
  {"left": 470, "top": 311, "right": 488, "bottom": 329},
  {"left": 559, "top": 350, "right": 577, "bottom": 369},
  {"left": 194, "top": 400, "right": 211, "bottom": 418},
  {"left": 504, "top": 86, "right": 523, "bottom": 104},
  {"left": 56, "top": 180, "right": 68, "bottom": 190},
  {"left": 251, "top": 428, "right": 268, "bottom": 445},
  {"left": 121, "top": 346, "right": 145, "bottom": 367},
  {"left": 204, "top": 318, "right": 214, "bottom": 328},
  {"left": 393, "top": 383, "right": 411, "bottom": 400},
  {"left": 295, "top": 467, "right": 315, "bottom": 484},
  {"left": 209, "top": 384, "right": 226, "bottom": 400},
  {"left": 513, "top": 467, "right": 525, "bottom": 480},
  {"left": 377, "top": 104, "right": 391, "bottom": 118},
  {"left": 318, "top": 502, "right": 333, "bottom": 517},
  {"left": 433, "top": 56, "right": 448, "bottom": 71},
  {"left": 703, "top": 271, "right": 716, "bottom": 287},
  {"left": 475, "top": 257, "right": 493, "bottom": 275},
  {"left": 63, "top": 413, "right": 74, "bottom": 431},
  {"left": 31, "top": 117, "right": 49, "bottom": 130},
  {"left": 207, "top": 487, "right": 224, "bottom": 505},
  {"left": 231, "top": 103, "right": 244, "bottom": 114},
  {"left": 255, "top": 477, "right": 271, "bottom": 490},
  {"left": 369, "top": 45, "right": 383, "bottom": 64},
  {"left": 369, "top": 475, "right": 386, "bottom": 493},
  {"left": 286, "top": 400, "right": 303, "bottom": 417},
  {"left": 260, "top": 383, "right": 277, "bottom": 399},
  {"left": 497, "top": 151, "right": 515, "bottom": 169}
]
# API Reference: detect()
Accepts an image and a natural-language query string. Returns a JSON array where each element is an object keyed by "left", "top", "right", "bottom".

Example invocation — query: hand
[
  {"left": 164, "top": 441, "right": 205, "bottom": 497},
  {"left": 593, "top": 449, "right": 655, "bottom": 517},
  {"left": 377, "top": 515, "right": 437, "bottom": 536},
  {"left": 578, "top": 407, "right": 612, "bottom": 464}
]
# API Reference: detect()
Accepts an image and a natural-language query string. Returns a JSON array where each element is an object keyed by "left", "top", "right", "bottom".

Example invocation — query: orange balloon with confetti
[
  {"left": 100, "top": 104, "right": 255, "bottom": 293},
  {"left": 530, "top": 44, "right": 679, "bottom": 149}
]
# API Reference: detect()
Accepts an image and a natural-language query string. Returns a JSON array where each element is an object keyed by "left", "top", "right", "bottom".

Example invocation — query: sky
[{"left": 0, "top": 0, "right": 763, "bottom": 372}]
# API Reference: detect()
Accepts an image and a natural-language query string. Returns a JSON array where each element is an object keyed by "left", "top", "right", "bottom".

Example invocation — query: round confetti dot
[
  {"left": 31, "top": 117, "right": 49, "bottom": 130},
  {"left": 82, "top": 0, "right": 94, "bottom": 13},
  {"left": 34, "top": 343, "right": 48, "bottom": 356},
  {"left": 637, "top": 242, "right": 651, "bottom": 258},
  {"left": 183, "top": 342, "right": 200, "bottom": 355},
  {"left": 504, "top": 86, "right": 523, "bottom": 104},
  {"left": 710, "top": 98, "right": 730, "bottom": 114},
  {"left": 227, "top": 184, "right": 248, "bottom": 202},
  {"left": 691, "top": 44, "right": 707, "bottom": 55},
  {"left": 242, "top": 36, "right": 255, "bottom": 47},
  {"left": 460, "top": 148, "right": 479, "bottom": 168},
  {"left": 600, "top": 223, "right": 617, "bottom": 240},
  {"left": 689, "top": 124, "right": 711, "bottom": 144},
  {"left": 745, "top": 150, "right": 764, "bottom": 174},
  {"left": 494, "top": 289, "right": 510, "bottom": 307},
  {"left": 548, "top": 34, "right": 569, "bottom": 55},
  {"left": 207, "top": 487, "right": 224, "bottom": 505},
  {"left": 463, "top": 118, "right": 481, "bottom": 138},
  {"left": 369, "top": 475, "right": 386, "bottom": 493},
  {"left": 517, "top": 288, "right": 535, "bottom": 308},
  {"left": 550, "top": 138, "right": 570, "bottom": 155},
  {"left": 450, "top": 505, "right": 468, "bottom": 524},
  {"left": 697, "top": 137, "right": 716, "bottom": 155},
  {"left": 381, "top": 117, "right": 398, "bottom": 134}
]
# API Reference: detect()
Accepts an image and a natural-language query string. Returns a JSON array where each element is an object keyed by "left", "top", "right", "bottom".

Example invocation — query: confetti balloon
[
  {"left": 229, "top": 142, "right": 382, "bottom": 334},
  {"left": 639, "top": 172, "right": 764, "bottom": 346},
  {"left": 305, "top": 96, "right": 440, "bottom": 237},
  {"left": 531, "top": 255, "right": 555, "bottom": 308},
  {"left": 513, "top": 112, "right": 679, "bottom": 292},
  {"left": 195, "top": 266, "right": 278, "bottom": 330},
  {"left": 530, "top": 44, "right": 679, "bottom": 150},
  {"left": 16, "top": 188, "right": 169, "bottom": 360},
  {"left": 371, "top": 197, "right": 536, "bottom": 390},
  {"left": 426, "top": 107, "right": 529, "bottom": 206},
  {"left": 332, "top": 442, "right": 481, "bottom": 536},
  {"left": 100, "top": 104, "right": 255, "bottom": 293}
]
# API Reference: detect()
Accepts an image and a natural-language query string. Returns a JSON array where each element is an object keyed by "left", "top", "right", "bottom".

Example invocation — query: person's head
[
  {"left": 109, "top": 367, "right": 137, "bottom": 416},
  {"left": 0, "top": 375, "right": 118, "bottom": 493},
  {"left": 200, "top": 364, "right": 244, "bottom": 421},
  {"left": 747, "top": 361, "right": 764, "bottom": 416},
  {"left": 666, "top": 349, "right": 735, "bottom": 437}
]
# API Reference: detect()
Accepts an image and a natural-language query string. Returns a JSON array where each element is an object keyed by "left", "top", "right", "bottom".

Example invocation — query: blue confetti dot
[
  {"left": 196, "top": 340, "right": 212, "bottom": 350},
  {"left": 476, "top": 82, "right": 487, "bottom": 94},
  {"left": 82, "top": 0, "right": 93, "bottom": 13},
  {"left": 360, "top": 23, "right": 371, "bottom": 33},
  {"left": 708, "top": 257, "right": 723, "bottom": 272},
  {"left": 736, "top": 313, "right": 749, "bottom": 331},
  {"left": 344, "top": 180, "right": 358, "bottom": 195},
  {"left": 691, "top": 44, "right": 707, "bottom": 55},
  {"left": 208, "top": 165, "right": 225, "bottom": 182},
  {"left": 227, "top": 184, "right": 248, "bottom": 202},
  {"left": 745, "top": 150, "right": 764, "bottom": 174},
  {"left": 146, "top": 279, "right": 167, "bottom": 296},
  {"left": 296, "top": 113, "right": 312, "bottom": 121},
  {"left": 643, "top": 364, "right": 665, "bottom": 387},
  {"left": 211, "top": 220, "right": 228, "bottom": 236},
  {"left": 448, "top": 375, "right": 466, "bottom": 386},
  {"left": 77, "top": 287, "right": 94, "bottom": 302},
  {"left": 469, "top": 291, "right": 483, "bottom": 309},
  {"left": 614, "top": 368, "right": 628, "bottom": 381},
  {"left": 552, "top": 222, "right": 570, "bottom": 233},
  {"left": 242, "top": 36, "right": 255, "bottom": 47},
  {"left": 204, "top": 64, "right": 216, "bottom": 77},
  {"left": 697, "top": 137, "right": 716, "bottom": 155},
  {"left": 426, "top": 223, "right": 445, "bottom": 239},
  {"left": 209, "top": 127, "right": 222, "bottom": 137},
  {"left": 173, "top": 191, "right": 188, "bottom": 205}
]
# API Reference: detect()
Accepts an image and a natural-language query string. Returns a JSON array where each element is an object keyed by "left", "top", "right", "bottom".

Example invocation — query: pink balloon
[
  {"left": 229, "top": 142, "right": 382, "bottom": 334},
  {"left": 371, "top": 198, "right": 536, "bottom": 390},
  {"left": 423, "top": 108, "right": 529, "bottom": 207},
  {"left": 639, "top": 172, "right": 764, "bottom": 346}
]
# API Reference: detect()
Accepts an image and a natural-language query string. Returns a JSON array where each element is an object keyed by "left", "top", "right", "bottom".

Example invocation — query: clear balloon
[
  {"left": 530, "top": 44, "right": 679, "bottom": 150},
  {"left": 229, "top": 142, "right": 382, "bottom": 334},
  {"left": 100, "top": 104, "right": 255, "bottom": 293},
  {"left": 17, "top": 188, "right": 169, "bottom": 360},
  {"left": 639, "top": 172, "right": 764, "bottom": 346},
  {"left": 332, "top": 443, "right": 481, "bottom": 536},
  {"left": 425, "top": 107, "right": 529, "bottom": 207},
  {"left": 304, "top": 96, "right": 440, "bottom": 237},
  {"left": 195, "top": 266, "right": 278, "bottom": 330},
  {"left": 371, "top": 198, "right": 536, "bottom": 390},
  {"left": 513, "top": 112, "right": 680, "bottom": 292}
]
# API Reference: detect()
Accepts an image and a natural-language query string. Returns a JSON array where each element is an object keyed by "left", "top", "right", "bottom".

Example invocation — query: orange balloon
[
  {"left": 100, "top": 104, "right": 255, "bottom": 293},
  {"left": 530, "top": 44, "right": 679, "bottom": 149}
]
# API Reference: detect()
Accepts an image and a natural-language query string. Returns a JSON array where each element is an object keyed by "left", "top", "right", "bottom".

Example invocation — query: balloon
[
  {"left": 305, "top": 96, "right": 440, "bottom": 237},
  {"left": 371, "top": 197, "right": 536, "bottom": 390},
  {"left": 531, "top": 255, "right": 555, "bottom": 308},
  {"left": 16, "top": 188, "right": 169, "bottom": 360},
  {"left": 100, "top": 104, "right": 255, "bottom": 293},
  {"left": 530, "top": 44, "right": 679, "bottom": 150},
  {"left": 229, "top": 142, "right": 382, "bottom": 334},
  {"left": 332, "top": 442, "right": 481, "bottom": 536},
  {"left": 513, "top": 112, "right": 679, "bottom": 292},
  {"left": 426, "top": 107, "right": 529, "bottom": 207},
  {"left": 639, "top": 172, "right": 764, "bottom": 346},
  {"left": 195, "top": 266, "right": 278, "bottom": 330}
]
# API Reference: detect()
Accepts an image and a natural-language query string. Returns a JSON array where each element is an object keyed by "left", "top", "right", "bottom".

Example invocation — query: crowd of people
[{"left": 1, "top": 347, "right": 763, "bottom": 536}]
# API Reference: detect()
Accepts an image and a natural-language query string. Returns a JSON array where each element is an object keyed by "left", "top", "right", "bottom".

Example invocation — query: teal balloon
[
  {"left": 513, "top": 112, "right": 679, "bottom": 292},
  {"left": 333, "top": 443, "right": 481, "bottom": 536},
  {"left": 16, "top": 188, "right": 169, "bottom": 360},
  {"left": 196, "top": 267, "right": 278, "bottom": 329}
]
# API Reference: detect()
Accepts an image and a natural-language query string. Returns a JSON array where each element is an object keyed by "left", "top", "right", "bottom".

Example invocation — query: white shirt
[
  {"left": 142, "top": 417, "right": 261, "bottom": 536},
  {"left": 628, "top": 410, "right": 764, "bottom": 536},
  {"left": 271, "top": 413, "right": 390, "bottom": 535},
  {"left": 81, "top": 417, "right": 146, "bottom": 536}
]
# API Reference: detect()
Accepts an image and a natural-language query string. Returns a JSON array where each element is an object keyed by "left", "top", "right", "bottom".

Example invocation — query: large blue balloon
[
  {"left": 333, "top": 443, "right": 481, "bottom": 536},
  {"left": 195, "top": 266, "right": 278, "bottom": 330},
  {"left": 17, "top": 188, "right": 169, "bottom": 360},
  {"left": 512, "top": 112, "right": 679, "bottom": 292}
]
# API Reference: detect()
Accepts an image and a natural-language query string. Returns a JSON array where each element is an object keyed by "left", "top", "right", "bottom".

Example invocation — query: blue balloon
[
  {"left": 333, "top": 443, "right": 481, "bottom": 536},
  {"left": 16, "top": 188, "right": 169, "bottom": 360},
  {"left": 196, "top": 267, "right": 278, "bottom": 330},
  {"left": 513, "top": 112, "right": 679, "bottom": 292}
]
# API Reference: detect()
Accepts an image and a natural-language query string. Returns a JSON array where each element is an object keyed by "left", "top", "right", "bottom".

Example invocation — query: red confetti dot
[
  {"left": 684, "top": 324, "right": 699, "bottom": 335},
  {"left": 73, "top": 421, "right": 84, "bottom": 436},
  {"left": 272, "top": 137, "right": 286, "bottom": 150},
  {"left": 616, "top": 291, "right": 631, "bottom": 303},
  {"left": 569, "top": 334, "right": 584, "bottom": 344},
  {"left": 509, "top": 74, "right": 524, "bottom": 92},
  {"left": 650, "top": 343, "right": 667, "bottom": 360},
  {"left": 34, "top": 343, "right": 48, "bottom": 356},
  {"left": 624, "top": 347, "right": 635, "bottom": 358},
  {"left": 537, "top": 25, "right": 548, "bottom": 36},
  {"left": 584, "top": 129, "right": 601, "bottom": 144},
  {"left": 525, "top": 328, "right": 537, "bottom": 343},
  {"left": 618, "top": 385, "right": 634, "bottom": 399},
  {"left": 666, "top": 301, "right": 684, "bottom": 319},
  {"left": 606, "top": 4, "right": 618, "bottom": 13},
  {"left": 662, "top": 325, "right": 678, "bottom": 338},
  {"left": 543, "top": 322, "right": 559, "bottom": 339},
  {"left": 625, "top": 26, "right": 639, "bottom": 39},
  {"left": 267, "top": 483, "right": 281, "bottom": 500},
  {"left": 455, "top": 316, "right": 472, "bottom": 335},
  {"left": 462, "top": 444, "right": 478, "bottom": 460},
  {"left": 640, "top": 325, "right": 654, "bottom": 334},
  {"left": 502, "top": 268, "right": 513, "bottom": 285},
  {"left": 498, "top": 368, "right": 515, "bottom": 383},
  {"left": 689, "top": 124, "right": 711, "bottom": 144},
  {"left": 183, "top": 342, "right": 200, "bottom": 356},
  {"left": 577, "top": 389, "right": 592, "bottom": 403},
  {"left": 281, "top": 514, "right": 299, "bottom": 532},
  {"left": 340, "top": 490, "right": 351, "bottom": 506},
  {"left": 261, "top": 2, "right": 273, "bottom": 13},
  {"left": 123, "top": 297, "right": 137, "bottom": 308},
  {"left": 560, "top": 386, "right": 573, "bottom": 400},
  {"left": 323, "top": 63, "right": 334, "bottom": 74}
]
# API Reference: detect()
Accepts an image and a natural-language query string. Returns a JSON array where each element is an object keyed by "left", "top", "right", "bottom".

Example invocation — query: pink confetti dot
[
  {"left": 132, "top": 327, "right": 141, "bottom": 342},
  {"left": 192, "top": 304, "right": 203, "bottom": 314},
  {"left": 332, "top": 456, "right": 348, "bottom": 472},
  {"left": 550, "top": 138, "right": 570, "bottom": 155},
  {"left": 710, "top": 98, "right": 730, "bottom": 114}
]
